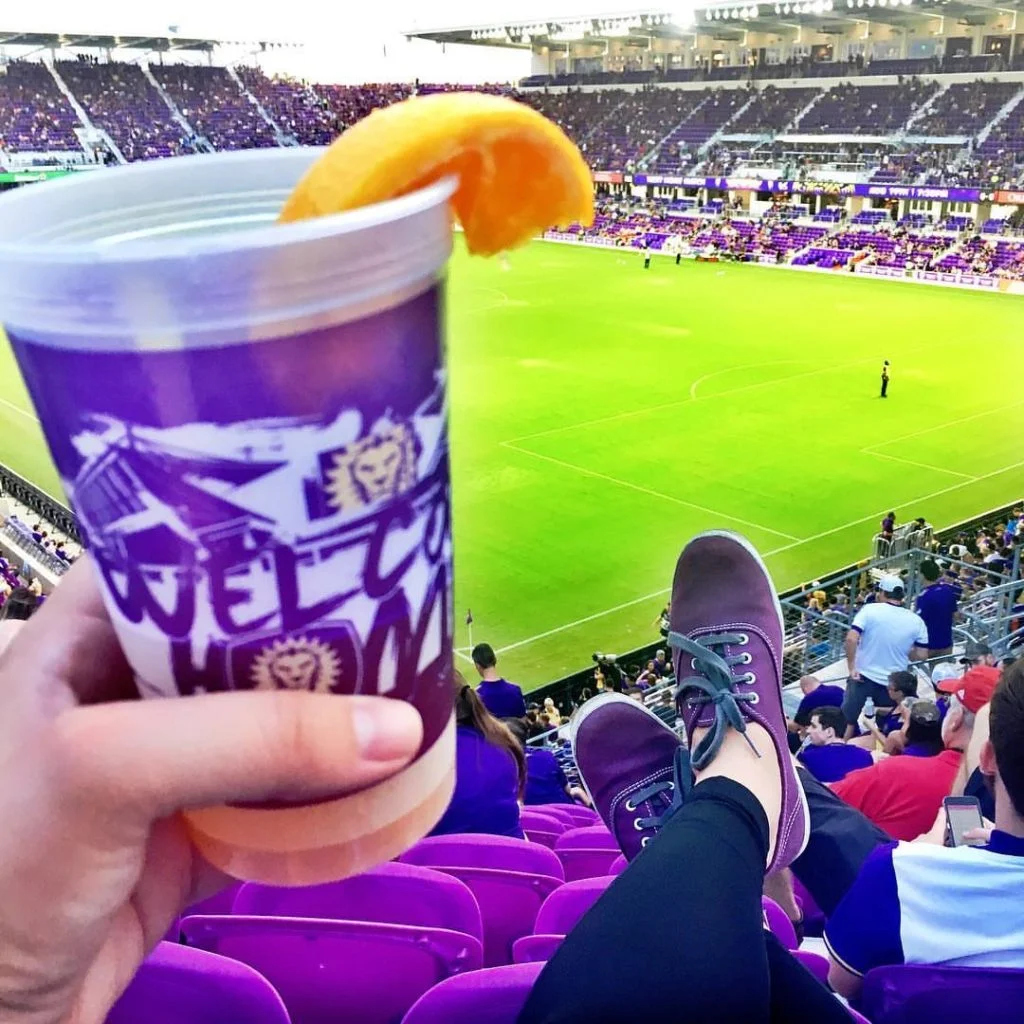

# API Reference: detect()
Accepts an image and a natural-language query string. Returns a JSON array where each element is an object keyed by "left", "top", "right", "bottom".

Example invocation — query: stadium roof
[
  {"left": 0, "top": 30, "right": 219, "bottom": 52},
  {"left": 407, "top": 1, "right": 1023, "bottom": 46}
]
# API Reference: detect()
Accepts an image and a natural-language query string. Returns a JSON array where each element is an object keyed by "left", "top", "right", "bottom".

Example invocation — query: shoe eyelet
[
  {"left": 633, "top": 818, "right": 645, "bottom": 831},
  {"left": 690, "top": 658, "right": 697, "bottom": 670},
  {"left": 625, "top": 800, "right": 636, "bottom": 812},
  {"left": 736, "top": 633, "right": 749, "bottom": 645},
  {"left": 749, "top": 692, "right": 760, "bottom": 704},
  {"left": 739, "top": 653, "right": 752, "bottom": 665},
  {"left": 667, "top": 782, "right": 675, "bottom": 790},
  {"left": 744, "top": 672, "right": 757, "bottom": 685},
  {"left": 641, "top": 836, "right": 651, "bottom": 848}
]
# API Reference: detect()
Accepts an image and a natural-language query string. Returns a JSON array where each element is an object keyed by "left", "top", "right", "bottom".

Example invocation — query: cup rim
[{"left": 0, "top": 148, "right": 457, "bottom": 265}]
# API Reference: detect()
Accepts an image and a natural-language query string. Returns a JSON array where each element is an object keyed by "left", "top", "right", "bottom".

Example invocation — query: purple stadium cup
[{"left": 0, "top": 150, "right": 457, "bottom": 884}]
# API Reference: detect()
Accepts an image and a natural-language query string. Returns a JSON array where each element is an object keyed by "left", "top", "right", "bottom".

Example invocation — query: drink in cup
[{"left": 0, "top": 150, "right": 458, "bottom": 884}]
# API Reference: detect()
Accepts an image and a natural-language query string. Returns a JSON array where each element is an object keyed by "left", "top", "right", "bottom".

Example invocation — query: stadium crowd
[
  {"left": 3, "top": 48, "right": 1024, "bottom": 1023},
  {"left": 554, "top": 193, "right": 1024, "bottom": 280},
  {"left": 4, "top": 58, "right": 1024, "bottom": 191},
  {"left": 0, "top": 501, "right": 1021, "bottom": 1021}
]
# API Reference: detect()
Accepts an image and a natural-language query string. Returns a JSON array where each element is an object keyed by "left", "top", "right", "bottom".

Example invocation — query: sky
[{"left": 2, "top": 2, "right": 684, "bottom": 83}]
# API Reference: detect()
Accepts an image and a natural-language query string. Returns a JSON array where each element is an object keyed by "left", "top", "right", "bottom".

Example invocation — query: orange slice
[{"left": 279, "top": 92, "right": 594, "bottom": 256}]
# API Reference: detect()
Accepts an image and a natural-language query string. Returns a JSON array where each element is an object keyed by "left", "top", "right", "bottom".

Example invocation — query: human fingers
[
  {"left": 51, "top": 690, "right": 423, "bottom": 825},
  {"left": 962, "top": 826, "right": 994, "bottom": 845}
]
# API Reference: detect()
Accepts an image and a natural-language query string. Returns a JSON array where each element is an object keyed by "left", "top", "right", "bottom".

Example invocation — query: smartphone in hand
[{"left": 943, "top": 796, "right": 986, "bottom": 847}]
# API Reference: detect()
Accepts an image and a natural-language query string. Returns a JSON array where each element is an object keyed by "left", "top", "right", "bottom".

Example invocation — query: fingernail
[{"left": 352, "top": 698, "right": 423, "bottom": 762}]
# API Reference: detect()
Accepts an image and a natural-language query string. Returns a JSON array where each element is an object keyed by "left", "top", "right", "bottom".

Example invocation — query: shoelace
[
  {"left": 626, "top": 747, "right": 693, "bottom": 847},
  {"left": 668, "top": 629, "right": 761, "bottom": 772}
]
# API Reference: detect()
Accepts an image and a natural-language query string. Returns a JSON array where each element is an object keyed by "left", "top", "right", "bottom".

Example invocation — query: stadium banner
[
  {"left": 629, "top": 174, "right": 984, "bottom": 202},
  {"left": 854, "top": 264, "right": 907, "bottom": 280},
  {"left": 994, "top": 189, "right": 1024, "bottom": 205},
  {"left": 915, "top": 270, "right": 999, "bottom": 290},
  {"left": 593, "top": 170, "right": 625, "bottom": 184},
  {"left": 0, "top": 169, "right": 76, "bottom": 183}
]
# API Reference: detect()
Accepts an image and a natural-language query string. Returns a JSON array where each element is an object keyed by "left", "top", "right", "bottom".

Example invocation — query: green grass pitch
[{"left": 0, "top": 241, "right": 1021, "bottom": 690}]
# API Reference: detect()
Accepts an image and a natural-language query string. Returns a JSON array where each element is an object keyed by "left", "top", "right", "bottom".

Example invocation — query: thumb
[{"left": 51, "top": 691, "right": 423, "bottom": 823}]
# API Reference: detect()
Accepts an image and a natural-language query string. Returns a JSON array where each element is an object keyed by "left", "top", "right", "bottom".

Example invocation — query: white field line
[
  {"left": 500, "top": 440, "right": 801, "bottom": 542},
  {"left": 861, "top": 397, "right": 1024, "bottom": 455},
  {"left": 0, "top": 397, "right": 38, "bottom": 423},
  {"left": 859, "top": 449, "right": 976, "bottom": 481},
  {"left": 488, "top": 454, "right": 1024, "bottom": 657},
  {"left": 502, "top": 353, "right": 892, "bottom": 447}
]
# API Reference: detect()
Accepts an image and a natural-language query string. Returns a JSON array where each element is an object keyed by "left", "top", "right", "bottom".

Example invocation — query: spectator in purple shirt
[
  {"left": 430, "top": 677, "right": 525, "bottom": 839},
  {"left": 915, "top": 559, "right": 960, "bottom": 657},
  {"left": 472, "top": 642, "right": 527, "bottom": 719},
  {"left": 506, "top": 718, "right": 580, "bottom": 806},
  {"left": 799, "top": 707, "right": 873, "bottom": 782}
]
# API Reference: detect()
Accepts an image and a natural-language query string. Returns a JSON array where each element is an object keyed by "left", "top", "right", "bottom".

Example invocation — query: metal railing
[
  {"left": 0, "top": 464, "right": 79, "bottom": 542},
  {"left": 0, "top": 521, "right": 72, "bottom": 577}
]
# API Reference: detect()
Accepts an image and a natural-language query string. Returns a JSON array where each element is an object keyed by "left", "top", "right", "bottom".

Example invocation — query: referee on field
[{"left": 880, "top": 360, "right": 890, "bottom": 398}]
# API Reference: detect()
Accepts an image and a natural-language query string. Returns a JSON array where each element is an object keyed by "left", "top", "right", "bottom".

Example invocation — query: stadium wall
[{"left": 542, "top": 234, "right": 1024, "bottom": 296}]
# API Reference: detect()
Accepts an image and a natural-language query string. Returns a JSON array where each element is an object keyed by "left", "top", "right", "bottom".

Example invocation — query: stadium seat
[
  {"left": 556, "top": 847, "right": 622, "bottom": 882},
  {"left": 860, "top": 963, "right": 1024, "bottom": 1022},
  {"left": 762, "top": 897, "right": 799, "bottom": 950},
  {"left": 401, "top": 962, "right": 544, "bottom": 1024},
  {"left": 181, "top": 915, "right": 482, "bottom": 1024},
  {"left": 404, "top": 865, "right": 563, "bottom": 967},
  {"left": 553, "top": 825, "right": 617, "bottom": 851},
  {"left": 401, "top": 834, "right": 564, "bottom": 880},
  {"left": 510, "top": 874, "right": 615, "bottom": 962},
  {"left": 231, "top": 862, "right": 483, "bottom": 941},
  {"left": 105, "top": 941, "right": 290, "bottom": 1024}
]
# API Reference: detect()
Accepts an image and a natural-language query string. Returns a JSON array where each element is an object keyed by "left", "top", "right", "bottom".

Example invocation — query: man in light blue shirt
[{"left": 842, "top": 575, "right": 928, "bottom": 738}]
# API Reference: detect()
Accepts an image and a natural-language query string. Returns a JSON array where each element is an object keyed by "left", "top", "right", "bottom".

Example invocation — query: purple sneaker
[
  {"left": 570, "top": 693, "right": 691, "bottom": 861},
  {"left": 668, "top": 531, "right": 808, "bottom": 874}
]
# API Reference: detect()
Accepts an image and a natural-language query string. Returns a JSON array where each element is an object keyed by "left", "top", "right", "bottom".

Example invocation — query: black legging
[{"left": 518, "top": 777, "right": 853, "bottom": 1024}]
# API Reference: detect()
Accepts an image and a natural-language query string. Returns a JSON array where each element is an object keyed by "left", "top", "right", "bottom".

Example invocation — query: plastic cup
[{"left": 0, "top": 150, "right": 457, "bottom": 884}]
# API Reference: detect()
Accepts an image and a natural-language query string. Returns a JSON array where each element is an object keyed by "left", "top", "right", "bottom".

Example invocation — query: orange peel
[{"left": 279, "top": 92, "right": 594, "bottom": 255}]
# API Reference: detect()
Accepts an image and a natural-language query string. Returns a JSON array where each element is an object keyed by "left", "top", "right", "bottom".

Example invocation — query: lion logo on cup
[
  {"left": 326, "top": 422, "right": 418, "bottom": 512},
  {"left": 250, "top": 636, "right": 342, "bottom": 693}
]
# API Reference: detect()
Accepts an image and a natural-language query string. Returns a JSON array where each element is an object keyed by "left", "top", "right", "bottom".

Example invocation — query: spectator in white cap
[{"left": 843, "top": 575, "right": 929, "bottom": 739}]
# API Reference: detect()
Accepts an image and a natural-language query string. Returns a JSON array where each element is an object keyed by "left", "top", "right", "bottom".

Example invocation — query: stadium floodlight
[
  {"left": 775, "top": 2, "right": 782, "bottom": 11},
  {"left": 670, "top": 8, "right": 696, "bottom": 28},
  {"left": 812, "top": 0, "right": 824, "bottom": 12}
]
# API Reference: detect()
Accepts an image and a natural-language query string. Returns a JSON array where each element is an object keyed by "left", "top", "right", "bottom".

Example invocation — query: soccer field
[{"left": 1, "top": 242, "right": 1021, "bottom": 689}]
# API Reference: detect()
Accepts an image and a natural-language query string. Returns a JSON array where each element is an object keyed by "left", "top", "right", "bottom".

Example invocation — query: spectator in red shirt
[{"left": 830, "top": 667, "right": 998, "bottom": 840}]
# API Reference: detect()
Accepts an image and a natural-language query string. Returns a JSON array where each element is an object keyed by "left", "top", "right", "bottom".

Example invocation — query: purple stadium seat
[
  {"left": 556, "top": 847, "right": 622, "bottom": 882},
  {"left": 520, "top": 809, "right": 570, "bottom": 834},
  {"left": 791, "top": 874, "right": 826, "bottom": 937},
  {"left": 792, "top": 949, "right": 830, "bottom": 984},
  {"left": 534, "top": 876, "right": 614, "bottom": 935},
  {"left": 609, "top": 854, "right": 628, "bottom": 875},
  {"left": 401, "top": 962, "right": 544, "bottom": 1024},
  {"left": 181, "top": 915, "right": 482, "bottom": 1024},
  {"left": 520, "top": 810, "right": 567, "bottom": 846},
  {"left": 861, "top": 963, "right": 1024, "bottom": 1022},
  {"left": 413, "top": 865, "right": 563, "bottom": 967},
  {"left": 762, "top": 897, "right": 799, "bottom": 950},
  {"left": 401, "top": 833, "right": 564, "bottom": 880},
  {"left": 105, "top": 941, "right": 290, "bottom": 1024},
  {"left": 511, "top": 933, "right": 565, "bottom": 963},
  {"left": 510, "top": 875, "right": 615, "bottom": 963},
  {"left": 232, "top": 862, "right": 482, "bottom": 940},
  {"left": 528, "top": 805, "right": 580, "bottom": 829},
  {"left": 558, "top": 805, "right": 601, "bottom": 827},
  {"left": 553, "top": 826, "right": 617, "bottom": 851},
  {"left": 523, "top": 827, "right": 560, "bottom": 849},
  {"left": 166, "top": 882, "right": 243, "bottom": 942}
]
